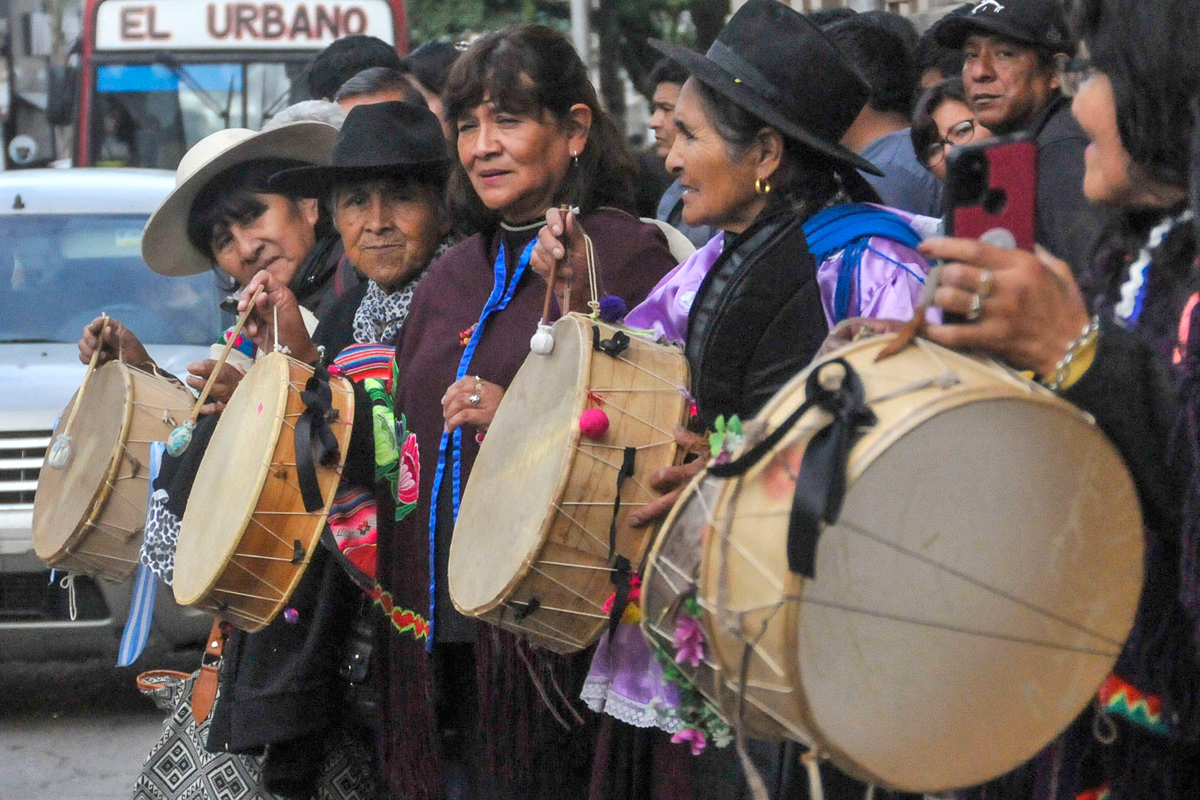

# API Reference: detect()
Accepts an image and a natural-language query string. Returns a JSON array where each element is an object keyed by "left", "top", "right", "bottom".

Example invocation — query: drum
[
  {"left": 172, "top": 353, "right": 354, "bottom": 632},
  {"left": 679, "top": 335, "right": 1143, "bottom": 792},
  {"left": 450, "top": 313, "right": 690, "bottom": 654},
  {"left": 33, "top": 362, "right": 196, "bottom": 581}
]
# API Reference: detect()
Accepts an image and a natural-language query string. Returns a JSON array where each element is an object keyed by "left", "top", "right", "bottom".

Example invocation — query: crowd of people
[{"left": 73, "top": 0, "right": 1200, "bottom": 798}]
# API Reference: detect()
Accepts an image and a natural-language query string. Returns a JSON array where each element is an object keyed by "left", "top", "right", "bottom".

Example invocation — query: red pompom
[{"left": 579, "top": 408, "right": 609, "bottom": 439}]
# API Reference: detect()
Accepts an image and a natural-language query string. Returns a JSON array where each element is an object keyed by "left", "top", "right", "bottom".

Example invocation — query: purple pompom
[
  {"left": 283, "top": 607, "right": 299, "bottom": 624},
  {"left": 598, "top": 294, "right": 627, "bottom": 323}
]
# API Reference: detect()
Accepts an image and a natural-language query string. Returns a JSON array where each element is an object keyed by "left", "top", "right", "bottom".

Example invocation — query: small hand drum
[
  {"left": 450, "top": 313, "right": 690, "bottom": 653},
  {"left": 674, "top": 334, "right": 1143, "bottom": 792},
  {"left": 33, "top": 362, "right": 195, "bottom": 581},
  {"left": 172, "top": 353, "right": 354, "bottom": 632}
]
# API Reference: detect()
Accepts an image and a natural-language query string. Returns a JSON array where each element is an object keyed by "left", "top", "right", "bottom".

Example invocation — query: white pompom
[{"left": 530, "top": 323, "right": 555, "bottom": 355}]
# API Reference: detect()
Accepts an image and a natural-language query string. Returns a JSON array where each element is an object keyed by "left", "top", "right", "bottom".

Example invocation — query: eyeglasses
[
  {"left": 919, "top": 118, "right": 979, "bottom": 169},
  {"left": 1060, "top": 57, "right": 1098, "bottom": 98}
]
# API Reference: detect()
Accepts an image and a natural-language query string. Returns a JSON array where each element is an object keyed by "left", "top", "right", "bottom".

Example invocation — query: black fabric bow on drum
[
  {"left": 294, "top": 365, "right": 342, "bottom": 515},
  {"left": 707, "top": 358, "right": 876, "bottom": 578}
]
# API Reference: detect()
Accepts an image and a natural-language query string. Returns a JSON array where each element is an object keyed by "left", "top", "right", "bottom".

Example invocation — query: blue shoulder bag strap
[{"left": 802, "top": 203, "right": 924, "bottom": 324}]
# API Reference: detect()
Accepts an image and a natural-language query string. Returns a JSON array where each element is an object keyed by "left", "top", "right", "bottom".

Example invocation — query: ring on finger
[
  {"left": 966, "top": 292, "right": 984, "bottom": 321},
  {"left": 977, "top": 268, "right": 995, "bottom": 298},
  {"left": 468, "top": 392, "right": 481, "bottom": 408}
]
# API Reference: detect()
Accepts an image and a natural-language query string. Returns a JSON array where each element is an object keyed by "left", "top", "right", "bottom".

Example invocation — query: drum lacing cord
[
  {"left": 513, "top": 638, "right": 585, "bottom": 731},
  {"left": 295, "top": 365, "right": 342, "bottom": 514},
  {"left": 58, "top": 572, "right": 79, "bottom": 621}
]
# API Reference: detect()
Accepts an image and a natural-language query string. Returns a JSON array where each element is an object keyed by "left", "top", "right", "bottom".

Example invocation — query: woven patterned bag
[{"left": 132, "top": 670, "right": 376, "bottom": 800}]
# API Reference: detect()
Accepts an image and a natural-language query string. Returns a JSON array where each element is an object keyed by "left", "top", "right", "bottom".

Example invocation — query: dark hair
[
  {"left": 186, "top": 159, "right": 329, "bottom": 267},
  {"left": 1069, "top": 0, "right": 1199, "bottom": 192},
  {"left": 690, "top": 79, "right": 841, "bottom": 211},
  {"left": 825, "top": 18, "right": 918, "bottom": 117},
  {"left": 858, "top": 10, "right": 919, "bottom": 55},
  {"left": 307, "top": 35, "right": 402, "bottom": 100},
  {"left": 404, "top": 41, "right": 460, "bottom": 96},
  {"left": 333, "top": 66, "right": 426, "bottom": 107},
  {"left": 647, "top": 58, "right": 688, "bottom": 92},
  {"left": 910, "top": 77, "right": 971, "bottom": 165},
  {"left": 442, "top": 25, "right": 636, "bottom": 231},
  {"left": 915, "top": 19, "right": 965, "bottom": 82}
]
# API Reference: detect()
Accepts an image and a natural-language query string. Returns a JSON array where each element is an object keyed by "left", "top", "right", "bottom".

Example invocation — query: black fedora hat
[
  {"left": 650, "top": 0, "right": 881, "bottom": 176},
  {"left": 269, "top": 101, "right": 451, "bottom": 196}
]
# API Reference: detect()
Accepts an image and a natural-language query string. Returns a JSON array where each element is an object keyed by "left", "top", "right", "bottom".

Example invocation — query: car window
[{"left": 0, "top": 214, "right": 225, "bottom": 345}]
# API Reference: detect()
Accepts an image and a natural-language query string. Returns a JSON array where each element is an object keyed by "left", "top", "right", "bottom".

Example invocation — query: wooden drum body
[
  {"left": 173, "top": 353, "right": 354, "bottom": 632},
  {"left": 33, "top": 362, "right": 195, "bottom": 581},
  {"left": 450, "top": 313, "right": 690, "bottom": 653},
  {"left": 687, "top": 335, "right": 1143, "bottom": 792}
]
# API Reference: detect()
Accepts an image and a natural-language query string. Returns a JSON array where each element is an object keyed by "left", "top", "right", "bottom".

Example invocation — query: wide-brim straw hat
[
  {"left": 142, "top": 122, "right": 338, "bottom": 277},
  {"left": 269, "top": 101, "right": 451, "bottom": 198},
  {"left": 649, "top": 0, "right": 881, "bottom": 176}
]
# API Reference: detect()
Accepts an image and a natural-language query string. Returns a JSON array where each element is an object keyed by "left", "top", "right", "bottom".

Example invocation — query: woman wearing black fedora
[{"left": 532, "top": 1, "right": 934, "bottom": 798}]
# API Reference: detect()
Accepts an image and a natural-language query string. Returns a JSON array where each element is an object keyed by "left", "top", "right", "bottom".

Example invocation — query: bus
[{"left": 64, "top": 0, "right": 407, "bottom": 168}]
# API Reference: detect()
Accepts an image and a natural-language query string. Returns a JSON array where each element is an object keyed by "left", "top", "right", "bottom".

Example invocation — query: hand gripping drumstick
[
  {"left": 46, "top": 313, "right": 109, "bottom": 470},
  {"left": 166, "top": 284, "right": 265, "bottom": 456},
  {"left": 530, "top": 206, "right": 599, "bottom": 355}
]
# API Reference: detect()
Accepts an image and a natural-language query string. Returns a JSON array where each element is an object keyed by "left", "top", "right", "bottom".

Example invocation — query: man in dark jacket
[{"left": 937, "top": 0, "right": 1111, "bottom": 271}]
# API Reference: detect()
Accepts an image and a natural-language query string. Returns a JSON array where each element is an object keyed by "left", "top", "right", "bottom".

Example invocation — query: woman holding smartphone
[{"left": 920, "top": 0, "right": 1200, "bottom": 796}]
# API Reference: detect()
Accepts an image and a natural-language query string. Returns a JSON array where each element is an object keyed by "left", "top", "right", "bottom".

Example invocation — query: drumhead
[
  {"left": 33, "top": 363, "right": 130, "bottom": 560},
  {"left": 173, "top": 353, "right": 289, "bottom": 606},
  {"left": 450, "top": 316, "right": 585, "bottom": 614}
]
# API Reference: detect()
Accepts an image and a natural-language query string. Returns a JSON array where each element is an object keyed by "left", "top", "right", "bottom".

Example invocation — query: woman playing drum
[
  {"left": 918, "top": 0, "right": 1200, "bottom": 795},
  {"left": 374, "top": 25, "right": 678, "bottom": 800}
]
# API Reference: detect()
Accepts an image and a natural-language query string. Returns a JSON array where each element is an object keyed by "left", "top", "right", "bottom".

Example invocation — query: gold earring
[{"left": 755, "top": 177, "right": 771, "bottom": 195}]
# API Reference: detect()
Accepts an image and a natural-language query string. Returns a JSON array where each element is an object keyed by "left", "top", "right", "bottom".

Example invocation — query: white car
[{"left": 0, "top": 168, "right": 225, "bottom": 660}]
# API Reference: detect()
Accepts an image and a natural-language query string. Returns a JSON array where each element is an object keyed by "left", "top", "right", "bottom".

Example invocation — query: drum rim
[{"left": 33, "top": 361, "right": 137, "bottom": 564}]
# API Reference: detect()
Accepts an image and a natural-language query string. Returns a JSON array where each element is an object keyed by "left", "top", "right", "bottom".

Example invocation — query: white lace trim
[
  {"left": 1114, "top": 210, "right": 1195, "bottom": 324},
  {"left": 580, "top": 676, "right": 685, "bottom": 734}
]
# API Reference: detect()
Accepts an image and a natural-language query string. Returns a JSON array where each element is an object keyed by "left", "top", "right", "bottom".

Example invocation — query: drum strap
[
  {"left": 192, "top": 618, "right": 227, "bottom": 725},
  {"left": 295, "top": 368, "right": 342, "bottom": 515},
  {"left": 708, "top": 358, "right": 875, "bottom": 578}
]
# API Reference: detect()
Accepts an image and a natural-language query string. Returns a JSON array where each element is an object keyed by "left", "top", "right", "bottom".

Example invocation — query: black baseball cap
[{"left": 935, "top": 0, "right": 1074, "bottom": 54}]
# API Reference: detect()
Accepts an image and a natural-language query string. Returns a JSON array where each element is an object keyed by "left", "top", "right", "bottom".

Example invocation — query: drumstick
[
  {"left": 166, "top": 284, "right": 264, "bottom": 456},
  {"left": 47, "top": 313, "right": 109, "bottom": 469},
  {"left": 530, "top": 207, "right": 570, "bottom": 355}
]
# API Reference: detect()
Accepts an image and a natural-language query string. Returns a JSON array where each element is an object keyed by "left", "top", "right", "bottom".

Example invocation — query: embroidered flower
[
  {"left": 398, "top": 433, "right": 420, "bottom": 506},
  {"left": 671, "top": 727, "right": 707, "bottom": 756},
  {"left": 673, "top": 613, "right": 705, "bottom": 668}
]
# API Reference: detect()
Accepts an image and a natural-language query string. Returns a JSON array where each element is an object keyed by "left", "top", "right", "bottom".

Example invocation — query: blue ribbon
[
  {"left": 426, "top": 238, "right": 536, "bottom": 649},
  {"left": 117, "top": 441, "right": 165, "bottom": 666},
  {"left": 802, "top": 203, "right": 924, "bottom": 324}
]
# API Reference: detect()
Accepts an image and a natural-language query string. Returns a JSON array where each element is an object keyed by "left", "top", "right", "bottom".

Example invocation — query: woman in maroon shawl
[{"left": 376, "top": 25, "right": 679, "bottom": 800}]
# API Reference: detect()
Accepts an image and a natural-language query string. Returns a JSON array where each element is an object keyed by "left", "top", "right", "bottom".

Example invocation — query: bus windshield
[{"left": 92, "top": 60, "right": 307, "bottom": 169}]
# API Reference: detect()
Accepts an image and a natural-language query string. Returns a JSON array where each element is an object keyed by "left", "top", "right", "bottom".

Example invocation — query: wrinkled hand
[
  {"left": 239, "top": 271, "right": 319, "bottom": 363},
  {"left": 628, "top": 426, "right": 710, "bottom": 529},
  {"left": 78, "top": 317, "right": 153, "bottom": 370},
  {"left": 185, "top": 359, "right": 245, "bottom": 414},
  {"left": 530, "top": 207, "right": 592, "bottom": 314},
  {"left": 443, "top": 376, "right": 504, "bottom": 435},
  {"left": 918, "top": 238, "right": 1089, "bottom": 377}
]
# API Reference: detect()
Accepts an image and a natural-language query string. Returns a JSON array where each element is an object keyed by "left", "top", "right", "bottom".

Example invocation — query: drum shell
[
  {"left": 172, "top": 353, "right": 354, "bottom": 632},
  {"left": 32, "top": 363, "right": 195, "bottom": 581},
  {"left": 698, "top": 335, "right": 1143, "bottom": 792},
  {"left": 450, "top": 313, "right": 690, "bottom": 654},
  {"left": 641, "top": 471, "right": 791, "bottom": 740}
]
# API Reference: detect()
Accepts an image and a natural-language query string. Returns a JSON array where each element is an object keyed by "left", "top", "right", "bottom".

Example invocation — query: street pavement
[{"left": 0, "top": 649, "right": 199, "bottom": 800}]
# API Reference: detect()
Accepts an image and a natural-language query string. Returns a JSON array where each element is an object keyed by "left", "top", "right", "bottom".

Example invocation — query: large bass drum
[
  {"left": 33, "top": 362, "right": 195, "bottom": 581},
  {"left": 172, "top": 353, "right": 354, "bottom": 632},
  {"left": 656, "top": 334, "right": 1143, "bottom": 792},
  {"left": 450, "top": 313, "right": 690, "bottom": 653}
]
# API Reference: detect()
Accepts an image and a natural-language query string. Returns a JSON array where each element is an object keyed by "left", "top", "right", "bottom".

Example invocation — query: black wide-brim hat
[
  {"left": 269, "top": 101, "right": 452, "bottom": 197},
  {"left": 650, "top": 0, "right": 881, "bottom": 176}
]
